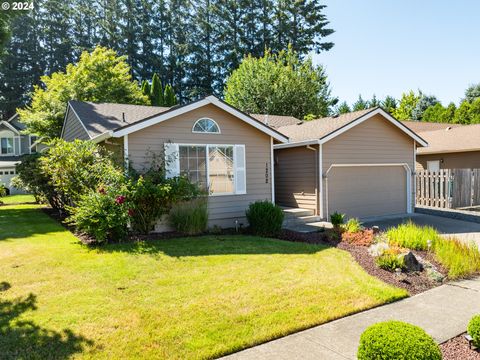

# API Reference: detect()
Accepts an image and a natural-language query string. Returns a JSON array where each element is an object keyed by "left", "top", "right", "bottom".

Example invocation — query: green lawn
[
  {"left": 1, "top": 194, "right": 36, "bottom": 205},
  {"left": 0, "top": 204, "right": 407, "bottom": 359}
]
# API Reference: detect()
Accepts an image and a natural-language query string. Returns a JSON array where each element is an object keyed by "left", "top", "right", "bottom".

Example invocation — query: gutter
[{"left": 90, "top": 131, "right": 114, "bottom": 144}]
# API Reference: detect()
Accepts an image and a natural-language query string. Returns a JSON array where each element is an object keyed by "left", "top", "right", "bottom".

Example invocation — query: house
[
  {"left": 0, "top": 114, "right": 39, "bottom": 194},
  {"left": 61, "top": 96, "right": 289, "bottom": 228},
  {"left": 61, "top": 97, "right": 427, "bottom": 224},
  {"left": 273, "top": 108, "right": 427, "bottom": 219},
  {"left": 407, "top": 124, "right": 480, "bottom": 171}
]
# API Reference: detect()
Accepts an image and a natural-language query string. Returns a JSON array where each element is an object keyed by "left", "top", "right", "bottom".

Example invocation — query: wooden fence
[{"left": 416, "top": 169, "right": 480, "bottom": 209}]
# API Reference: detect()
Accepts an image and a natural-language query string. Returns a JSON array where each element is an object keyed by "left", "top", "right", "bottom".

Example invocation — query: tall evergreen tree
[
  {"left": 141, "top": 80, "right": 151, "bottom": 98},
  {"left": 382, "top": 96, "right": 397, "bottom": 114},
  {"left": 336, "top": 101, "right": 351, "bottom": 114},
  {"left": 164, "top": 84, "right": 177, "bottom": 106},
  {"left": 352, "top": 95, "right": 368, "bottom": 111},
  {"left": 150, "top": 73, "right": 164, "bottom": 106}
]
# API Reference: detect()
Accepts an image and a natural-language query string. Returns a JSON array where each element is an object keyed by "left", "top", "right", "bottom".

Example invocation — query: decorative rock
[
  {"left": 403, "top": 252, "right": 423, "bottom": 272},
  {"left": 368, "top": 242, "right": 389, "bottom": 257},
  {"left": 372, "top": 226, "right": 380, "bottom": 234}
]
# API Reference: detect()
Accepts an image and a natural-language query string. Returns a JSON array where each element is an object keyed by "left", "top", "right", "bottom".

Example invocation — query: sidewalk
[{"left": 222, "top": 278, "right": 480, "bottom": 360}]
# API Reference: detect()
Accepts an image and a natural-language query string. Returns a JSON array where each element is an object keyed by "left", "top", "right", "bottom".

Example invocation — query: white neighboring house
[{"left": 0, "top": 114, "right": 40, "bottom": 194}]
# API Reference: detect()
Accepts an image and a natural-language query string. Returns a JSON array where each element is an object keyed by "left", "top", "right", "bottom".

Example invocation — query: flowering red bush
[{"left": 115, "top": 195, "right": 126, "bottom": 205}]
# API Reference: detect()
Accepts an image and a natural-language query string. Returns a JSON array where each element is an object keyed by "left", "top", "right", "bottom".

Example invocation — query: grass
[
  {"left": 0, "top": 204, "right": 407, "bottom": 359},
  {"left": 1, "top": 194, "right": 36, "bottom": 205},
  {"left": 386, "top": 222, "right": 480, "bottom": 279}
]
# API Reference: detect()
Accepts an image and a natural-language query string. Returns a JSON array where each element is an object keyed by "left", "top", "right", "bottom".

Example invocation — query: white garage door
[
  {"left": 328, "top": 165, "right": 407, "bottom": 218},
  {"left": 0, "top": 168, "right": 19, "bottom": 194}
]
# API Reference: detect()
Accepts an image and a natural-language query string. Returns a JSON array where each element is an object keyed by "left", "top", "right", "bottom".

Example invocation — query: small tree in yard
[
  {"left": 224, "top": 45, "right": 337, "bottom": 119},
  {"left": 18, "top": 46, "right": 149, "bottom": 140}
]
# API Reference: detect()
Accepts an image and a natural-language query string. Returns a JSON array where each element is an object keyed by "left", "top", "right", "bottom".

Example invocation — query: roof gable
[{"left": 275, "top": 108, "right": 428, "bottom": 149}]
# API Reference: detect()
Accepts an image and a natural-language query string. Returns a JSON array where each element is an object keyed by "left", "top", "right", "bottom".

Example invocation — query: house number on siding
[{"left": 265, "top": 162, "right": 269, "bottom": 184}]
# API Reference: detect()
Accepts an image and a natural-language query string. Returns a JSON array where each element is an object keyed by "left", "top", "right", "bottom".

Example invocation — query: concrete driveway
[{"left": 363, "top": 213, "right": 480, "bottom": 248}]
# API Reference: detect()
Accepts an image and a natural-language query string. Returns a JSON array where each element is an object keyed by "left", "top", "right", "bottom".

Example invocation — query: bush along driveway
[{"left": 0, "top": 203, "right": 407, "bottom": 359}]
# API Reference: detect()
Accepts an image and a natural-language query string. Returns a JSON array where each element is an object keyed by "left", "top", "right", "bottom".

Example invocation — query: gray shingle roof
[
  {"left": 69, "top": 101, "right": 170, "bottom": 138},
  {"left": 276, "top": 108, "right": 375, "bottom": 142},
  {"left": 249, "top": 114, "right": 302, "bottom": 129}
]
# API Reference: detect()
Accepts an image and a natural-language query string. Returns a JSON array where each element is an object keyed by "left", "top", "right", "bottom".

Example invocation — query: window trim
[
  {"left": 0, "top": 136, "right": 14, "bottom": 155},
  {"left": 174, "top": 143, "right": 245, "bottom": 197},
  {"left": 191, "top": 118, "right": 221, "bottom": 134}
]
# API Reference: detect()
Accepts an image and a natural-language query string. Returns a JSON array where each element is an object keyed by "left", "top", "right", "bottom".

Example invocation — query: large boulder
[{"left": 403, "top": 252, "right": 423, "bottom": 272}]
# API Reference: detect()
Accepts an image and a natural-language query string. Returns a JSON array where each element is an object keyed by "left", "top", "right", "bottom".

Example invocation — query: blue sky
[{"left": 312, "top": 1, "right": 480, "bottom": 105}]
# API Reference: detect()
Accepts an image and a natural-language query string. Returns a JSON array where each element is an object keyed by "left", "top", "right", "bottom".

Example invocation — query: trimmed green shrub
[
  {"left": 343, "top": 218, "right": 362, "bottom": 233},
  {"left": 376, "top": 251, "right": 405, "bottom": 272},
  {"left": 357, "top": 321, "right": 442, "bottom": 360},
  {"left": 330, "top": 212, "right": 345, "bottom": 228},
  {"left": 387, "top": 222, "right": 439, "bottom": 250},
  {"left": 468, "top": 314, "right": 480, "bottom": 348},
  {"left": 246, "top": 200, "right": 284, "bottom": 237},
  {"left": 169, "top": 197, "right": 208, "bottom": 235},
  {"left": 68, "top": 185, "right": 130, "bottom": 243}
]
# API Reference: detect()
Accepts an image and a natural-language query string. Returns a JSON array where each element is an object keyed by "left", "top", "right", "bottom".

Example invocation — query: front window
[
  {"left": 0, "top": 137, "right": 14, "bottom": 155},
  {"left": 178, "top": 144, "right": 235, "bottom": 195}
]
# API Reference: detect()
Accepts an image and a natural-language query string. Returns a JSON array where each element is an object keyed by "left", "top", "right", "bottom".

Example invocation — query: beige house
[
  {"left": 61, "top": 96, "right": 288, "bottom": 228},
  {"left": 273, "top": 108, "right": 427, "bottom": 219},
  {"left": 61, "top": 98, "right": 427, "bottom": 224},
  {"left": 406, "top": 123, "right": 480, "bottom": 171}
]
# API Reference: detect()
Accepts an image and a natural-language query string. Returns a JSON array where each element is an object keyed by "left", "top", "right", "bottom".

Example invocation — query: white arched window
[{"left": 192, "top": 118, "right": 220, "bottom": 134}]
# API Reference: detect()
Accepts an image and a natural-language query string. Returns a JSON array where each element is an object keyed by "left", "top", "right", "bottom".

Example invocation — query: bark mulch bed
[
  {"left": 277, "top": 229, "right": 445, "bottom": 296},
  {"left": 441, "top": 333, "right": 480, "bottom": 360}
]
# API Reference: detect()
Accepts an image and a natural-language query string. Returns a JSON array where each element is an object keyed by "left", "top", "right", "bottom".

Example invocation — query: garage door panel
[{"left": 328, "top": 166, "right": 406, "bottom": 218}]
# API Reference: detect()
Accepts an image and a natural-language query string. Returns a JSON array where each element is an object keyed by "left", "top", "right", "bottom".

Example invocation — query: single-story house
[
  {"left": 273, "top": 108, "right": 427, "bottom": 219},
  {"left": 61, "top": 96, "right": 289, "bottom": 228},
  {"left": 0, "top": 114, "right": 39, "bottom": 194},
  {"left": 61, "top": 97, "right": 427, "bottom": 224},
  {"left": 408, "top": 123, "right": 480, "bottom": 171}
]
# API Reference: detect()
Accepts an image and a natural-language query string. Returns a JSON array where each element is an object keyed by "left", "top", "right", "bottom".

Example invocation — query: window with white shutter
[
  {"left": 234, "top": 145, "right": 246, "bottom": 194},
  {"left": 164, "top": 143, "right": 179, "bottom": 178}
]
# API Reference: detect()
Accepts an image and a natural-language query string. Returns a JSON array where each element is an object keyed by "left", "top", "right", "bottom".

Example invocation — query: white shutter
[
  {"left": 164, "top": 143, "right": 179, "bottom": 178},
  {"left": 234, "top": 144, "right": 246, "bottom": 194}
]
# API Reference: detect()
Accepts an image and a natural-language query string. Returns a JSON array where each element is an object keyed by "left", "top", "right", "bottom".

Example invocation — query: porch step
[{"left": 282, "top": 207, "right": 322, "bottom": 227}]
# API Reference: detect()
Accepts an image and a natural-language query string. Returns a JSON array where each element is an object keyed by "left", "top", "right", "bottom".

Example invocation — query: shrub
[
  {"left": 129, "top": 176, "right": 202, "bottom": 234},
  {"left": 330, "top": 212, "right": 345, "bottom": 228},
  {"left": 387, "top": 222, "right": 439, "bottom": 250},
  {"left": 468, "top": 314, "right": 480, "bottom": 348},
  {"left": 341, "top": 229, "right": 374, "bottom": 246},
  {"left": 434, "top": 237, "right": 480, "bottom": 279},
  {"left": 68, "top": 185, "right": 130, "bottom": 243},
  {"left": 376, "top": 250, "right": 405, "bottom": 272},
  {"left": 357, "top": 321, "right": 441, "bottom": 360},
  {"left": 15, "top": 154, "right": 60, "bottom": 208},
  {"left": 343, "top": 218, "right": 362, "bottom": 233},
  {"left": 169, "top": 198, "right": 208, "bottom": 235},
  {"left": 246, "top": 200, "right": 284, "bottom": 237},
  {"left": 40, "top": 139, "right": 124, "bottom": 211}
]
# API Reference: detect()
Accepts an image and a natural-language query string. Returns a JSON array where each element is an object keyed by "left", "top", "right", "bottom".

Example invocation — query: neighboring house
[
  {"left": 61, "top": 96, "right": 289, "bottom": 228},
  {"left": 273, "top": 108, "right": 427, "bottom": 219},
  {"left": 0, "top": 114, "right": 39, "bottom": 194},
  {"left": 411, "top": 124, "right": 480, "bottom": 171},
  {"left": 61, "top": 98, "right": 427, "bottom": 224}
]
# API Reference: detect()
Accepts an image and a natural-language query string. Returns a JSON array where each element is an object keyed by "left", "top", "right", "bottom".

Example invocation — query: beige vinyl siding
[
  {"left": 417, "top": 151, "right": 480, "bottom": 170},
  {"left": 322, "top": 114, "right": 415, "bottom": 217},
  {"left": 127, "top": 104, "right": 272, "bottom": 228},
  {"left": 274, "top": 146, "right": 318, "bottom": 213},
  {"left": 63, "top": 108, "right": 90, "bottom": 141}
]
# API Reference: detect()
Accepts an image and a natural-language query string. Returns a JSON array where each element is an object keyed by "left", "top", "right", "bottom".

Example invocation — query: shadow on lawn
[
  {"left": 0, "top": 207, "right": 65, "bottom": 241},
  {"left": 100, "top": 235, "right": 331, "bottom": 257},
  {"left": 0, "top": 288, "right": 93, "bottom": 359}
]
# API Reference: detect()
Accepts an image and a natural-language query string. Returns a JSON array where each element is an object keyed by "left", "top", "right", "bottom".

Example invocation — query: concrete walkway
[{"left": 222, "top": 278, "right": 480, "bottom": 360}]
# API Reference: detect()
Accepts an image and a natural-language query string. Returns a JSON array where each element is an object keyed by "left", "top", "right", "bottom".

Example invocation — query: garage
[
  {"left": 327, "top": 165, "right": 408, "bottom": 218},
  {"left": 0, "top": 161, "right": 21, "bottom": 195}
]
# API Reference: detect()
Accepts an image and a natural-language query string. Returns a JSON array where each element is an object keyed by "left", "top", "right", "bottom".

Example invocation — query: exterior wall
[
  {"left": 100, "top": 137, "right": 124, "bottom": 168},
  {"left": 274, "top": 146, "right": 318, "bottom": 213},
  {"left": 416, "top": 151, "right": 480, "bottom": 170},
  {"left": 63, "top": 108, "right": 90, "bottom": 141},
  {"left": 127, "top": 104, "right": 273, "bottom": 228},
  {"left": 322, "top": 114, "right": 415, "bottom": 217}
]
